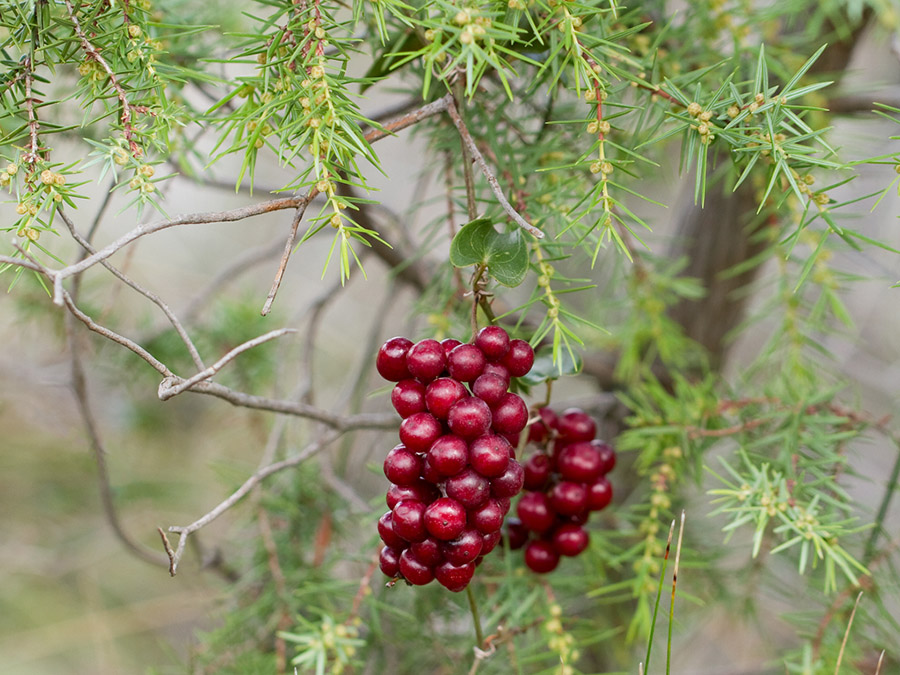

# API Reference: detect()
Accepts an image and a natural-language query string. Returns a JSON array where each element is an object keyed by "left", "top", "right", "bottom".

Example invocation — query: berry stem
[{"left": 466, "top": 584, "right": 485, "bottom": 648}]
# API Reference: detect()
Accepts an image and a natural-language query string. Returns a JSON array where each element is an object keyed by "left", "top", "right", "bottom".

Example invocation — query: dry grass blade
[
  {"left": 874, "top": 649, "right": 885, "bottom": 675},
  {"left": 644, "top": 518, "right": 676, "bottom": 674},
  {"left": 834, "top": 591, "right": 863, "bottom": 675},
  {"left": 667, "top": 510, "right": 686, "bottom": 675}
]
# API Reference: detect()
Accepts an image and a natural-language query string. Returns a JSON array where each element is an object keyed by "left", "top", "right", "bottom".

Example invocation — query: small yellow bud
[
  {"left": 7, "top": 163, "right": 18, "bottom": 175},
  {"left": 28, "top": 204, "right": 38, "bottom": 215},
  {"left": 687, "top": 102, "right": 702, "bottom": 117},
  {"left": 53, "top": 173, "right": 65, "bottom": 185},
  {"left": 424, "top": 28, "right": 436, "bottom": 41},
  {"left": 454, "top": 10, "right": 469, "bottom": 25},
  {"left": 310, "top": 65, "right": 325, "bottom": 79},
  {"left": 15, "top": 203, "right": 28, "bottom": 215},
  {"left": 25, "top": 227, "right": 40, "bottom": 241},
  {"left": 54, "top": 193, "right": 62, "bottom": 202},
  {"left": 257, "top": 52, "right": 266, "bottom": 64},
  {"left": 699, "top": 110, "right": 713, "bottom": 122},
  {"left": 548, "top": 306, "right": 559, "bottom": 319},
  {"left": 592, "top": 63, "right": 602, "bottom": 74},
  {"left": 113, "top": 148, "right": 129, "bottom": 165},
  {"left": 460, "top": 29, "right": 474, "bottom": 44},
  {"left": 586, "top": 121, "right": 599, "bottom": 134},
  {"left": 315, "top": 27, "right": 325, "bottom": 39},
  {"left": 40, "top": 169, "right": 54, "bottom": 185},
  {"left": 589, "top": 161, "right": 602, "bottom": 174},
  {"left": 600, "top": 161, "right": 613, "bottom": 175},
  {"left": 584, "top": 88, "right": 596, "bottom": 102},
  {"left": 727, "top": 105, "right": 740, "bottom": 118},
  {"left": 572, "top": 16, "right": 582, "bottom": 28},
  {"left": 129, "top": 178, "right": 141, "bottom": 189},
  {"left": 755, "top": 92, "right": 765, "bottom": 104},
  {"left": 308, "top": 117, "right": 321, "bottom": 129},
  {"left": 139, "top": 165, "right": 155, "bottom": 178},
  {"left": 316, "top": 180, "right": 330, "bottom": 193},
  {"left": 141, "top": 181, "right": 155, "bottom": 193},
  {"left": 697, "top": 123, "right": 709, "bottom": 135},
  {"left": 597, "top": 120, "right": 611, "bottom": 135},
  {"left": 748, "top": 101, "right": 759, "bottom": 113},
  {"left": 128, "top": 24, "right": 142, "bottom": 38},
  {"left": 0, "top": 173, "right": 8, "bottom": 185},
  {"left": 254, "top": 138, "right": 264, "bottom": 148},
  {"left": 330, "top": 213, "right": 342, "bottom": 227},
  {"left": 814, "top": 192, "right": 830, "bottom": 205}
]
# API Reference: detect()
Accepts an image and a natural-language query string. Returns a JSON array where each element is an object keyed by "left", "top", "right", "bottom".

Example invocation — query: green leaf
[
  {"left": 449, "top": 218, "right": 529, "bottom": 287},
  {"left": 519, "top": 346, "right": 583, "bottom": 386}
]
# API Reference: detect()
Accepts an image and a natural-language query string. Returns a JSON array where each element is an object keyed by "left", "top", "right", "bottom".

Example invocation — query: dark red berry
[
  {"left": 420, "top": 455, "right": 443, "bottom": 484},
  {"left": 442, "top": 527, "right": 484, "bottom": 565},
  {"left": 447, "top": 344, "right": 486, "bottom": 382},
  {"left": 391, "top": 379, "right": 427, "bottom": 418},
  {"left": 434, "top": 560, "right": 475, "bottom": 592},
  {"left": 379, "top": 546, "right": 402, "bottom": 577},
  {"left": 524, "top": 540, "right": 560, "bottom": 573},
  {"left": 481, "top": 530, "right": 502, "bottom": 555},
  {"left": 410, "top": 538, "right": 444, "bottom": 566},
  {"left": 425, "top": 377, "right": 469, "bottom": 420},
  {"left": 445, "top": 468, "right": 490, "bottom": 509},
  {"left": 516, "top": 491, "right": 555, "bottom": 533},
  {"left": 391, "top": 500, "right": 428, "bottom": 542},
  {"left": 377, "top": 337, "right": 413, "bottom": 381},
  {"left": 495, "top": 497, "right": 511, "bottom": 515},
  {"left": 500, "top": 430, "right": 521, "bottom": 450},
  {"left": 472, "top": 373, "right": 508, "bottom": 408},
  {"left": 406, "top": 339, "right": 447, "bottom": 382},
  {"left": 592, "top": 440, "right": 617, "bottom": 475},
  {"left": 386, "top": 481, "right": 439, "bottom": 510},
  {"left": 481, "top": 362, "right": 511, "bottom": 387},
  {"left": 557, "top": 408, "right": 596, "bottom": 442},
  {"left": 469, "top": 434, "right": 512, "bottom": 478},
  {"left": 587, "top": 477, "right": 613, "bottom": 511},
  {"left": 549, "top": 481, "right": 588, "bottom": 516},
  {"left": 468, "top": 498, "right": 505, "bottom": 534},
  {"left": 491, "top": 392, "right": 528, "bottom": 435},
  {"left": 399, "top": 548, "right": 434, "bottom": 585},
  {"left": 557, "top": 442, "right": 603, "bottom": 483},
  {"left": 447, "top": 397, "right": 492, "bottom": 439},
  {"left": 490, "top": 459, "right": 524, "bottom": 498},
  {"left": 440, "top": 338, "right": 462, "bottom": 357},
  {"left": 500, "top": 339, "right": 534, "bottom": 377},
  {"left": 475, "top": 325, "right": 510, "bottom": 361},
  {"left": 424, "top": 497, "right": 467, "bottom": 541},
  {"left": 399, "top": 412, "right": 443, "bottom": 452},
  {"left": 427, "top": 435, "right": 469, "bottom": 477},
  {"left": 384, "top": 445, "right": 422, "bottom": 486},
  {"left": 523, "top": 453, "right": 553, "bottom": 490},
  {"left": 552, "top": 524, "right": 589, "bottom": 556},
  {"left": 504, "top": 518, "right": 529, "bottom": 550},
  {"left": 378, "top": 511, "right": 407, "bottom": 550}
]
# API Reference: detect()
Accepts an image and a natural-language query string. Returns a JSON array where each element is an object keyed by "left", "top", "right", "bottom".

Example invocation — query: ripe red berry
[
  {"left": 468, "top": 498, "right": 505, "bottom": 534},
  {"left": 516, "top": 491, "right": 555, "bottom": 533},
  {"left": 410, "top": 537, "right": 444, "bottom": 566},
  {"left": 481, "top": 362, "right": 511, "bottom": 387},
  {"left": 447, "top": 397, "right": 492, "bottom": 439},
  {"left": 377, "top": 337, "right": 413, "bottom": 381},
  {"left": 379, "top": 546, "right": 402, "bottom": 577},
  {"left": 557, "top": 442, "right": 603, "bottom": 483},
  {"left": 386, "top": 481, "right": 439, "bottom": 510},
  {"left": 391, "top": 500, "right": 428, "bottom": 542},
  {"left": 391, "top": 379, "right": 427, "bottom": 418},
  {"left": 427, "top": 435, "right": 469, "bottom": 477},
  {"left": 490, "top": 459, "right": 524, "bottom": 499},
  {"left": 491, "top": 392, "right": 528, "bottom": 435},
  {"left": 383, "top": 445, "right": 422, "bottom": 486},
  {"left": 557, "top": 408, "right": 596, "bottom": 442},
  {"left": 399, "top": 548, "right": 435, "bottom": 585},
  {"left": 469, "top": 434, "right": 512, "bottom": 478},
  {"left": 440, "top": 338, "right": 462, "bottom": 357},
  {"left": 523, "top": 453, "right": 553, "bottom": 490},
  {"left": 524, "top": 540, "right": 560, "bottom": 574},
  {"left": 424, "top": 497, "right": 467, "bottom": 541},
  {"left": 474, "top": 325, "right": 510, "bottom": 361},
  {"left": 399, "top": 412, "right": 443, "bottom": 452},
  {"left": 587, "top": 477, "right": 613, "bottom": 511},
  {"left": 592, "top": 440, "right": 617, "bottom": 475},
  {"left": 500, "top": 339, "right": 534, "bottom": 377},
  {"left": 480, "top": 530, "right": 502, "bottom": 555},
  {"left": 378, "top": 511, "right": 407, "bottom": 550},
  {"left": 406, "top": 339, "right": 447, "bottom": 382},
  {"left": 504, "top": 518, "right": 529, "bottom": 550},
  {"left": 471, "top": 373, "right": 508, "bottom": 408},
  {"left": 549, "top": 481, "right": 588, "bottom": 516},
  {"left": 420, "top": 455, "right": 443, "bottom": 484},
  {"left": 447, "top": 343, "right": 487, "bottom": 382},
  {"left": 445, "top": 468, "right": 490, "bottom": 509},
  {"left": 434, "top": 560, "right": 475, "bottom": 592},
  {"left": 552, "top": 524, "right": 590, "bottom": 557},
  {"left": 441, "top": 527, "right": 484, "bottom": 565},
  {"left": 425, "top": 377, "right": 469, "bottom": 420}
]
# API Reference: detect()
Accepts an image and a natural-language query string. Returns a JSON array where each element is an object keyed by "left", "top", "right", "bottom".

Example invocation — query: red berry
[
  {"left": 557, "top": 408, "right": 596, "bottom": 442},
  {"left": 391, "top": 379, "right": 427, "bottom": 418},
  {"left": 491, "top": 392, "right": 528, "bottom": 435},
  {"left": 427, "top": 434, "right": 469, "bottom": 477},
  {"left": 517, "top": 491, "right": 555, "bottom": 533},
  {"left": 501, "top": 339, "right": 534, "bottom": 377},
  {"left": 383, "top": 445, "right": 422, "bottom": 486},
  {"left": 495, "top": 497, "right": 511, "bottom": 515},
  {"left": 468, "top": 499, "right": 505, "bottom": 534},
  {"left": 399, "top": 412, "right": 443, "bottom": 452},
  {"left": 481, "top": 530, "right": 502, "bottom": 555},
  {"left": 592, "top": 440, "right": 617, "bottom": 475},
  {"left": 399, "top": 548, "right": 434, "bottom": 585},
  {"left": 447, "top": 397, "right": 492, "bottom": 439},
  {"left": 424, "top": 497, "right": 467, "bottom": 541},
  {"left": 410, "top": 538, "right": 444, "bottom": 566},
  {"left": 447, "top": 344, "right": 486, "bottom": 382},
  {"left": 378, "top": 511, "right": 407, "bottom": 550},
  {"left": 377, "top": 337, "right": 413, "bottom": 382},
  {"left": 440, "top": 338, "right": 462, "bottom": 357},
  {"left": 386, "top": 481, "right": 439, "bottom": 510},
  {"left": 475, "top": 325, "right": 510, "bottom": 361},
  {"left": 523, "top": 453, "right": 553, "bottom": 490},
  {"left": 379, "top": 546, "right": 402, "bottom": 577},
  {"left": 557, "top": 442, "right": 603, "bottom": 483},
  {"left": 500, "top": 430, "right": 522, "bottom": 450},
  {"left": 392, "top": 500, "right": 428, "bottom": 542},
  {"left": 587, "top": 477, "right": 613, "bottom": 511},
  {"left": 434, "top": 560, "right": 475, "bottom": 592},
  {"left": 420, "top": 455, "right": 443, "bottom": 484},
  {"left": 472, "top": 373, "right": 508, "bottom": 407},
  {"left": 524, "top": 540, "right": 559, "bottom": 574},
  {"left": 441, "top": 527, "right": 484, "bottom": 565},
  {"left": 406, "top": 339, "right": 447, "bottom": 382},
  {"left": 445, "top": 468, "right": 491, "bottom": 509},
  {"left": 549, "top": 481, "right": 588, "bottom": 516},
  {"left": 504, "top": 518, "right": 529, "bottom": 550},
  {"left": 552, "top": 524, "right": 589, "bottom": 556},
  {"left": 481, "top": 362, "right": 511, "bottom": 387},
  {"left": 469, "top": 434, "right": 512, "bottom": 478},
  {"left": 490, "top": 459, "right": 524, "bottom": 498},
  {"left": 425, "top": 377, "right": 469, "bottom": 420}
]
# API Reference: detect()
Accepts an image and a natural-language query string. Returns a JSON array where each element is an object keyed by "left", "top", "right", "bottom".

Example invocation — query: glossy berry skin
[
  {"left": 587, "top": 477, "right": 613, "bottom": 511},
  {"left": 557, "top": 408, "right": 596, "bottom": 442},
  {"left": 480, "top": 530, "right": 502, "bottom": 555},
  {"left": 523, "top": 453, "right": 553, "bottom": 490},
  {"left": 435, "top": 561, "right": 475, "bottom": 592},
  {"left": 399, "top": 412, "right": 443, "bottom": 452},
  {"left": 491, "top": 392, "right": 528, "bottom": 435},
  {"left": 427, "top": 435, "right": 469, "bottom": 477},
  {"left": 501, "top": 339, "right": 534, "bottom": 377},
  {"left": 469, "top": 499, "right": 505, "bottom": 534},
  {"left": 391, "top": 500, "right": 428, "bottom": 542},
  {"left": 528, "top": 407, "right": 558, "bottom": 444},
  {"left": 420, "top": 456, "right": 443, "bottom": 484},
  {"left": 383, "top": 445, "right": 422, "bottom": 486},
  {"left": 379, "top": 546, "right": 402, "bottom": 577},
  {"left": 469, "top": 434, "right": 512, "bottom": 478},
  {"left": 399, "top": 548, "right": 435, "bottom": 585},
  {"left": 447, "top": 397, "right": 492, "bottom": 439},
  {"left": 490, "top": 459, "right": 524, "bottom": 498},
  {"left": 406, "top": 339, "right": 447, "bottom": 382},
  {"left": 475, "top": 326, "right": 510, "bottom": 361},
  {"left": 524, "top": 540, "right": 560, "bottom": 574},
  {"left": 410, "top": 538, "right": 444, "bottom": 566},
  {"left": 445, "top": 468, "right": 491, "bottom": 509},
  {"left": 481, "top": 362, "right": 511, "bottom": 388},
  {"left": 472, "top": 373, "right": 508, "bottom": 408},
  {"left": 378, "top": 511, "right": 407, "bottom": 550},
  {"left": 447, "top": 344, "right": 486, "bottom": 382},
  {"left": 442, "top": 527, "right": 484, "bottom": 565},
  {"left": 424, "top": 497, "right": 467, "bottom": 540},
  {"left": 504, "top": 518, "right": 529, "bottom": 550},
  {"left": 592, "top": 440, "right": 617, "bottom": 475},
  {"left": 386, "top": 481, "right": 439, "bottom": 510},
  {"left": 391, "top": 379, "right": 427, "bottom": 418},
  {"left": 425, "top": 377, "right": 469, "bottom": 420},
  {"left": 516, "top": 491, "right": 556, "bottom": 533},
  {"left": 440, "top": 338, "right": 462, "bottom": 357},
  {"left": 552, "top": 524, "right": 589, "bottom": 557},
  {"left": 377, "top": 337, "right": 413, "bottom": 381},
  {"left": 556, "top": 442, "right": 603, "bottom": 483},
  {"left": 549, "top": 481, "right": 588, "bottom": 516}
]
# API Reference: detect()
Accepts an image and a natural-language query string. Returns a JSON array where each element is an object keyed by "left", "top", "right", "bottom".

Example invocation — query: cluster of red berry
[
  {"left": 506, "top": 408, "right": 615, "bottom": 573},
  {"left": 376, "top": 327, "right": 533, "bottom": 591}
]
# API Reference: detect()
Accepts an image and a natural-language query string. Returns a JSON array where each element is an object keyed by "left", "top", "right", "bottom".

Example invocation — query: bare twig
[
  {"left": 22, "top": 56, "right": 41, "bottom": 164},
  {"left": 158, "top": 328, "right": 297, "bottom": 400},
  {"left": 363, "top": 95, "right": 452, "bottom": 144},
  {"left": 834, "top": 592, "right": 863, "bottom": 675},
  {"left": 261, "top": 188, "right": 316, "bottom": 316}
]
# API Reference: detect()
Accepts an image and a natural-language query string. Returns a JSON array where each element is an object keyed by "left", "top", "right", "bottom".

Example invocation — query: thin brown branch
[
  {"left": 22, "top": 55, "right": 41, "bottom": 164},
  {"left": 261, "top": 188, "right": 316, "bottom": 315},
  {"left": 363, "top": 95, "right": 451, "bottom": 144}
]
